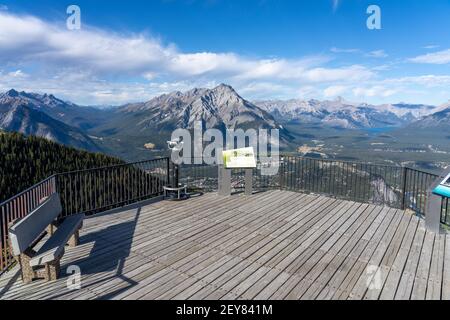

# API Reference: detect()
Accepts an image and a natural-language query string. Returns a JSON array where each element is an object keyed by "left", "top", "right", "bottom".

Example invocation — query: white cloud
[
  {"left": 330, "top": 47, "right": 360, "bottom": 54},
  {"left": 1, "top": 11, "right": 448, "bottom": 106},
  {"left": 302, "top": 65, "right": 373, "bottom": 83},
  {"left": 366, "top": 50, "right": 388, "bottom": 58},
  {"left": 385, "top": 75, "right": 450, "bottom": 87},
  {"left": 352, "top": 86, "right": 397, "bottom": 98},
  {"left": 0, "top": 11, "right": 380, "bottom": 104},
  {"left": 324, "top": 85, "right": 347, "bottom": 98},
  {"left": 409, "top": 49, "right": 450, "bottom": 64},
  {"left": 0, "top": 11, "right": 369, "bottom": 82},
  {"left": 7, "top": 69, "right": 28, "bottom": 78},
  {"left": 423, "top": 45, "right": 439, "bottom": 50}
]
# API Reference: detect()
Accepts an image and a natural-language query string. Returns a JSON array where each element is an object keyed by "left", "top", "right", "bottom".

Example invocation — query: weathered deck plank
[{"left": 0, "top": 190, "right": 447, "bottom": 300}]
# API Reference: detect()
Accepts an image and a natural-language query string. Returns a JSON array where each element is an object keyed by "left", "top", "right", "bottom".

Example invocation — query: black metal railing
[
  {"left": 1, "top": 155, "right": 449, "bottom": 274},
  {"left": 179, "top": 160, "right": 280, "bottom": 193},
  {"left": 402, "top": 167, "right": 439, "bottom": 216},
  {"left": 279, "top": 156, "right": 449, "bottom": 224},
  {"left": 0, "top": 157, "right": 169, "bottom": 274},
  {"left": 0, "top": 176, "right": 57, "bottom": 272},
  {"left": 280, "top": 156, "right": 405, "bottom": 208},
  {"left": 57, "top": 158, "right": 170, "bottom": 216},
  {"left": 178, "top": 156, "right": 450, "bottom": 225}
]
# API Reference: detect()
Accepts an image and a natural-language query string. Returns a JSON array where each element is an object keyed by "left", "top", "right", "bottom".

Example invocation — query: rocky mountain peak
[{"left": 5, "top": 89, "right": 19, "bottom": 97}]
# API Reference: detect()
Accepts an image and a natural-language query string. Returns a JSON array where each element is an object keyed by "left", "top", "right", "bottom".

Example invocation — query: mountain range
[
  {"left": 0, "top": 90, "right": 101, "bottom": 151},
  {"left": 0, "top": 85, "right": 449, "bottom": 161},
  {"left": 254, "top": 98, "right": 440, "bottom": 129},
  {"left": 100, "top": 84, "right": 288, "bottom": 137}
]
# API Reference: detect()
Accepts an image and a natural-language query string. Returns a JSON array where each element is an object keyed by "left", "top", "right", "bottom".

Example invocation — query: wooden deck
[{"left": 0, "top": 190, "right": 449, "bottom": 300}]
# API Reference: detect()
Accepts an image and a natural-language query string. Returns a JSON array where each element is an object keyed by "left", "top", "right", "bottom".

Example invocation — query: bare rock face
[{"left": 121, "top": 84, "right": 281, "bottom": 130}]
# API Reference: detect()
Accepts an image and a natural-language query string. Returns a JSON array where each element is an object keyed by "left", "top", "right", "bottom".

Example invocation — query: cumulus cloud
[
  {"left": 409, "top": 49, "right": 450, "bottom": 64},
  {"left": 353, "top": 86, "right": 397, "bottom": 98},
  {"left": 0, "top": 12, "right": 374, "bottom": 85},
  {"left": 0, "top": 11, "right": 379, "bottom": 104},
  {"left": 324, "top": 85, "right": 348, "bottom": 98},
  {"left": 1, "top": 11, "right": 448, "bottom": 105}
]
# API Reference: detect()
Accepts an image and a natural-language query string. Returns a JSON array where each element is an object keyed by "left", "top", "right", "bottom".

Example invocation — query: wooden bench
[{"left": 8, "top": 193, "right": 84, "bottom": 284}]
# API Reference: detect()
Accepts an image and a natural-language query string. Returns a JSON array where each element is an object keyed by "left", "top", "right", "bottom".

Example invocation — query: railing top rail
[
  {"left": 282, "top": 155, "right": 447, "bottom": 176},
  {"left": 0, "top": 157, "right": 170, "bottom": 206},
  {"left": 55, "top": 157, "right": 170, "bottom": 175},
  {"left": 281, "top": 154, "right": 404, "bottom": 168},
  {"left": 403, "top": 166, "right": 441, "bottom": 177},
  {"left": 0, "top": 175, "right": 56, "bottom": 207}
]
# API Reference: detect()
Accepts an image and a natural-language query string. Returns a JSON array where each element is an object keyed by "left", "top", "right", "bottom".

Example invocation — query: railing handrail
[
  {"left": 55, "top": 157, "right": 170, "bottom": 175},
  {"left": 283, "top": 155, "right": 444, "bottom": 177},
  {"left": 0, "top": 174, "right": 57, "bottom": 208},
  {"left": 281, "top": 154, "right": 405, "bottom": 168},
  {"left": 404, "top": 166, "right": 441, "bottom": 178}
]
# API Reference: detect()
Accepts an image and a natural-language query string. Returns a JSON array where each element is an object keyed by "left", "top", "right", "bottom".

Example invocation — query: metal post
[
  {"left": 175, "top": 164, "right": 179, "bottom": 188},
  {"left": 279, "top": 157, "right": 284, "bottom": 191},
  {"left": 401, "top": 167, "right": 408, "bottom": 210},
  {"left": 245, "top": 169, "right": 253, "bottom": 196},
  {"left": 166, "top": 158, "right": 170, "bottom": 187},
  {"left": 218, "top": 165, "right": 231, "bottom": 196}
]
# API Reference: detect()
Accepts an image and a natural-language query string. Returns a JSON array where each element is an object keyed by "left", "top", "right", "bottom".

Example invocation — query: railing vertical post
[
  {"left": 401, "top": 167, "right": 408, "bottom": 210},
  {"left": 166, "top": 157, "right": 170, "bottom": 187},
  {"left": 175, "top": 163, "right": 179, "bottom": 188},
  {"left": 279, "top": 157, "right": 284, "bottom": 190}
]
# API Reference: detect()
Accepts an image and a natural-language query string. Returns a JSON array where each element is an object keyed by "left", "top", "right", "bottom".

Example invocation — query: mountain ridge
[
  {"left": 254, "top": 98, "right": 438, "bottom": 129},
  {"left": 0, "top": 90, "right": 102, "bottom": 151},
  {"left": 1, "top": 86, "right": 449, "bottom": 162}
]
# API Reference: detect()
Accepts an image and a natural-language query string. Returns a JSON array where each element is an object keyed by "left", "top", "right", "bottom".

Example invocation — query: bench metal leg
[
  {"left": 68, "top": 230, "right": 80, "bottom": 247},
  {"left": 43, "top": 260, "right": 61, "bottom": 281}
]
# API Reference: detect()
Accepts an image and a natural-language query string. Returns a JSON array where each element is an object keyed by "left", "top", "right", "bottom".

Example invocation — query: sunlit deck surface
[{"left": 0, "top": 190, "right": 449, "bottom": 300}]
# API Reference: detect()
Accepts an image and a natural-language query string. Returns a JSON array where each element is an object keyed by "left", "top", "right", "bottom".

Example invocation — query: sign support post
[
  {"left": 219, "top": 147, "right": 256, "bottom": 197},
  {"left": 245, "top": 169, "right": 253, "bottom": 196},
  {"left": 218, "top": 165, "right": 232, "bottom": 197},
  {"left": 426, "top": 167, "right": 450, "bottom": 233}
]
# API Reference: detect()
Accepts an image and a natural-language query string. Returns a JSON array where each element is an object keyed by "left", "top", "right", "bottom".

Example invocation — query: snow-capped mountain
[
  {"left": 1, "top": 86, "right": 448, "bottom": 160},
  {"left": 254, "top": 98, "right": 437, "bottom": 129},
  {"left": 108, "top": 84, "right": 292, "bottom": 143},
  {"left": 413, "top": 105, "right": 450, "bottom": 128}
]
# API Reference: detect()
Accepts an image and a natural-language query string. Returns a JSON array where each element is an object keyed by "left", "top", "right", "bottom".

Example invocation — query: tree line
[{"left": 0, "top": 131, "right": 124, "bottom": 203}]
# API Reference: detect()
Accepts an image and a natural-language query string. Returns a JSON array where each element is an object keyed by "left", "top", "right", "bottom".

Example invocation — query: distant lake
[{"left": 363, "top": 127, "right": 396, "bottom": 136}]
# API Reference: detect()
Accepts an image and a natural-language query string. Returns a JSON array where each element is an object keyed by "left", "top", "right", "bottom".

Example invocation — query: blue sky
[{"left": 1, "top": 0, "right": 450, "bottom": 106}]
